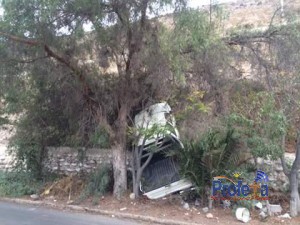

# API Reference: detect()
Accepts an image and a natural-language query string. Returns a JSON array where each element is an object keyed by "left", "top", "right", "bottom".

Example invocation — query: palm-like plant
[{"left": 178, "top": 127, "right": 239, "bottom": 205}]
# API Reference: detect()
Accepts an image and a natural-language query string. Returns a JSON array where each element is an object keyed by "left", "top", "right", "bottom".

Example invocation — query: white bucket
[{"left": 235, "top": 207, "right": 250, "bottom": 223}]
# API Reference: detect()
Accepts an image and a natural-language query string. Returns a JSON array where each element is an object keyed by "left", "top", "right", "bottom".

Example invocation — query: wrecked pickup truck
[{"left": 133, "top": 102, "right": 192, "bottom": 199}]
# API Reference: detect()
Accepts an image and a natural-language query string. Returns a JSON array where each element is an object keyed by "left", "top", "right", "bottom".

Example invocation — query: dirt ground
[
  {"left": 33, "top": 175, "right": 300, "bottom": 225},
  {"left": 37, "top": 193, "right": 300, "bottom": 225}
]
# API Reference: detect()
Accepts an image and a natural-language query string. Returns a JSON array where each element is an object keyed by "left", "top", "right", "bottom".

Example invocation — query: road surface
[{"left": 0, "top": 201, "right": 144, "bottom": 225}]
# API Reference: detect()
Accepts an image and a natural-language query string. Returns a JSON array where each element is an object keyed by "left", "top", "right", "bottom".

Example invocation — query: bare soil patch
[{"left": 39, "top": 192, "right": 300, "bottom": 225}]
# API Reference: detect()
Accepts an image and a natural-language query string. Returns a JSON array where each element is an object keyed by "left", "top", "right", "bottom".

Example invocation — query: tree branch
[
  {"left": 141, "top": 152, "right": 153, "bottom": 171},
  {"left": 0, "top": 32, "right": 39, "bottom": 46},
  {"left": 225, "top": 28, "right": 282, "bottom": 46},
  {"left": 0, "top": 56, "right": 49, "bottom": 64},
  {"left": 0, "top": 31, "right": 80, "bottom": 73},
  {"left": 43, "top": 44, "right": 78, "bottom": 73},
  {"left": 0, "top": 31, "right": 95, "bottom": 99}
]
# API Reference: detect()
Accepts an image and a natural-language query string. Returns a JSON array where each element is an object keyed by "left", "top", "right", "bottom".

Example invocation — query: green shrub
[
  {"left": 0, "top": 116, "right": 9, "bottom": 125},
  {"left": 228, "top": 92, "right": 287, "bottom": 160},
  {"left": 0, "top": 171, "right": 42, "bottom": 197},
  {"left": 177, "top": 126, "right": 239, "bottom": 202},
  {"left": 79, "top": 165, "right": 113, "bottom": 205},
  {"left": 89, "top": 126, "right": 110, "bottom": 148}
]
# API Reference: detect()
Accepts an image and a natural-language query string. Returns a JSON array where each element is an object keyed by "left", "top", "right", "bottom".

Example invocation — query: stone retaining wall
[
  {"left": 0, "top": 124, "right": 15, "bottom": 170},
  {"left": 0, "top": 142, "right": 298, "bottom": 193},
  {"left": 0, "top": 144, "right": 132, "bottom": 175},
  {"left": 45, "top": 147, "right": 114, "bottom": 174},
  {"left": 0, "top": 145, "right": 14, "bottom": 170},
  {"left": 252, "top": 153, "right": 297, "bottom": 192}
]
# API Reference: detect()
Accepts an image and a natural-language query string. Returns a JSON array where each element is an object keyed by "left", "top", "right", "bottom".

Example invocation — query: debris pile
[{"left": 41, "top": 175, "right": 85, "bottom": 201}]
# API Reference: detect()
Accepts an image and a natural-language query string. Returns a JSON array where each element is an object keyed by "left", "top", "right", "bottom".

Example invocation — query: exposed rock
[
  {"left": 278, "top": 172, "right": 288, "bottom": 183},
  {"left": 206, "top": 213, "right": 213, "bottom": 219},
  {"left": 129, "top": 193, "right": 135, "bottom": 200},
  {"left": 268, "top": 204, "right": 282, "bottom": 215},
  {"left": 255, "top": 202, "right": 263, "bottom": 209},
  {"left": 183, "top": 202, "right": 190, "bottom": 210},
  {"left": 278, "top": 213, "right": 291, "bottom": 219},
  {"left": 259, "top": 211, "right": 267, "bottom": 219},
  {"left": 202, "top": 207, "right": 209, "bottom": 213},
  {"left": 30, "top": 194, "right": 39, "bottom": 201},
  {"left": 261, "top": 207, "right": 268, "bottom": 213},
  {"left": 195, "top": 199, "right": 200, "bottom": 207},
  {"left": 223, "top": 200, "right": 231, "bottom": 209}
]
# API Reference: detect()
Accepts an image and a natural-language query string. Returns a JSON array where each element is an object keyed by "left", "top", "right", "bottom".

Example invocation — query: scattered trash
[
  {"left": 268, "top": 204, "right": 282, "bottom": 215},
  {"left": 261, "top": 207, "right": 268, "bottom": 213},
  {"left": 236, "top": 207, "right": 250, "bottom": 223},
  {"left": 278, "top": 213, "right": 291, "bottom": 219},
  {"left": 120, "top": 207, "right": 127, "bottom": 211},
  {"left": 202, "top": 207, "right": 209, "bottom": 213},
  {"left": 45, "top": 195, "right": 55, "bottom": 200},
  {"left": 129, "top": 193, "right": 135, "bottom": 200},
  {"left": 67, "top": 200, "right": 74, "bottom": 205},
  {"left": 184, "top": 212, "right": 189, "bottom": 216},
  {"left": 183, "top": 202, "right": 190, "bottom": 210},
  {"left": 259, "top": 211, "right": 267, "bottom": 219},
  {"left": 255, "top": 202, "right": 263, "bottom": 209},
  {"left": 206, "top": 213, "right": 214, "bottom": 219},
  {"left": 30, "top": 194, "right": 39, "bottom": 201},
  {"left": 223, "top": 200, "right": 231, "bottom": 209}
]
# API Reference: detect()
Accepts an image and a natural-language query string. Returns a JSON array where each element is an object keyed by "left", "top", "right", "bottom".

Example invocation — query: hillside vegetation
[{"left": 1, "top": 0, "right": 300, "bottom": 217}]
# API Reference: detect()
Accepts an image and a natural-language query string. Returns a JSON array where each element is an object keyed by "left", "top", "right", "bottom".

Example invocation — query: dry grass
[{"left": 41, "top": 175, "right": 85, "bottom": 201}]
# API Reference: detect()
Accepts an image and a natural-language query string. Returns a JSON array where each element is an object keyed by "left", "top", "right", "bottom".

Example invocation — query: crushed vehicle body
[{"left": 134, "top": 102, "right": 192, "bottom": 199}]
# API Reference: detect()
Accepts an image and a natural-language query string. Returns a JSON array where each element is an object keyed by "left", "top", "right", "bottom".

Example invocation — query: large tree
[{"left": 0, "top": 0, "right": 187, "bottom": 198}]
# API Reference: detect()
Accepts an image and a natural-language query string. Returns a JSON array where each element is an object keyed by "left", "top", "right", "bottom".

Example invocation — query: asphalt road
[{"left": 0, "top": 202, "right": 142, "bottom": 225}]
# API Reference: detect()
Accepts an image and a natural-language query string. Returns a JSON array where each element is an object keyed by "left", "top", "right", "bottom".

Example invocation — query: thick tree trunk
[
  {"left": 112, "top": 104, "right": 128, "bottom": 199},
  {"left": 113, "top": 143, "right": 127, "bottom": 199},
  {"left": 289, "top": 131, "right": 300, "bottom": 217},
  {"left": 289, "top": 170, "right": 300, "bottom": 217}
]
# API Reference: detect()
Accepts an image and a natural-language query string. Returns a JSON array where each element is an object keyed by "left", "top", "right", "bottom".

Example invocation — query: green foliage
[
  {"left": 159, "top": 8, "right": 224, "bottom": 83},
  {"left": 0, "top": 171, "right": 42, "bottom": 197},
  {"left": 229, "top": 91, "right": 287, "bottom": 160},
  {"left": 0, "top": 116, "right": 9, "bottom": 125},
  {"left": 79, "top": 165, "right": 113, "bottom": 205},
  {"left": 174, "top": 90, "right": 209, "bottom": 122},
  {"left": 8, "top": 80, "right": 73, "bottom": 178},
  {"left": 177, "top": 126, "right": 239, "bottom": 196},
  {"left": 89, "top": 126, "right": 110, "bottom": 148},
  {"left": 129, "top": 123, "right": 176, "bottom": 147}
]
